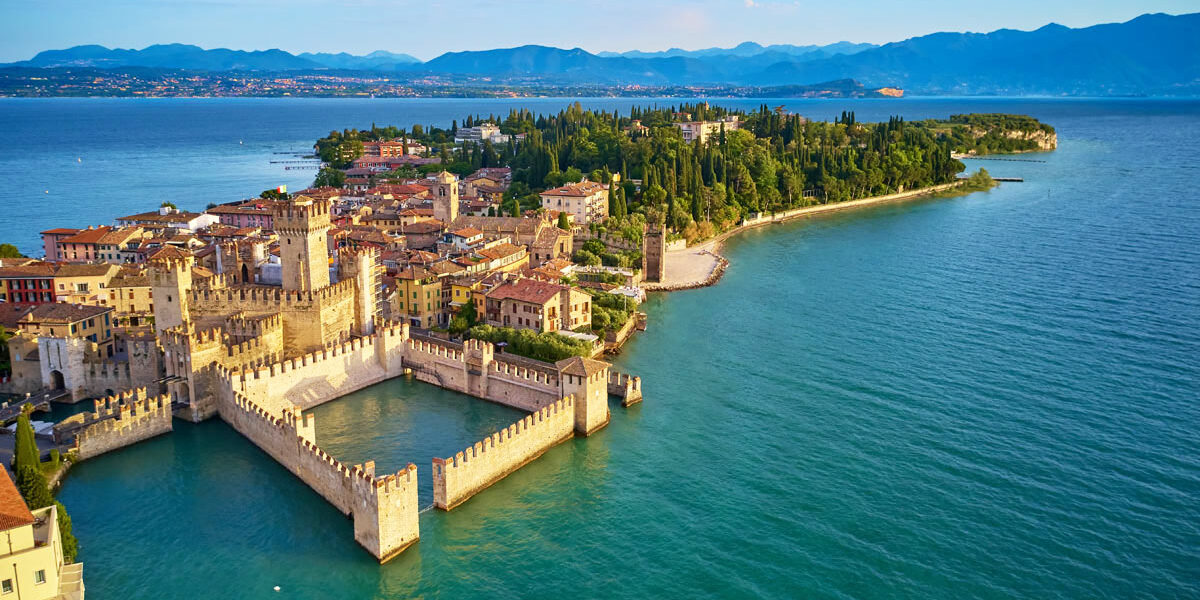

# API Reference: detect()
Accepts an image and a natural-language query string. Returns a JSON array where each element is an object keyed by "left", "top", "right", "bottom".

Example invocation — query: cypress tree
[{"left": 13, "top": 406, "right": 39, "bottom": 473}]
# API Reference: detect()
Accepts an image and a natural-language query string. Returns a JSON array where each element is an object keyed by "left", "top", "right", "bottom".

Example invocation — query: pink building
[{"left": 39, "top": 228, "right": 81, "bottom": 261}]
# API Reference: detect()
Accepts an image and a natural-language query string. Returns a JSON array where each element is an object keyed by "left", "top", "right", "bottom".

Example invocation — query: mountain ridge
[{"left": 5, "top": 13, "right": 1198, "bottom": 95}]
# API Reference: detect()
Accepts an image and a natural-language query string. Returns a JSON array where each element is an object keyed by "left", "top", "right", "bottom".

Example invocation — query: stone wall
[
  {"left": 188, "top": 278, "right": 360, "bottom": 355},
  {"left": 217, "top": 387, "right": 419, "bottom": 562},
  {"left": 608, "top": 370, "right": 643, "bottom": 406},
  {"left": 230, "top": 323, "right": 407, "bottom": 414},
  {"left": 432, "top": 396, "right": 575, "bottom": 510},
  {"left": 74, "top": 389, "right": 173, "bottom": 460}
]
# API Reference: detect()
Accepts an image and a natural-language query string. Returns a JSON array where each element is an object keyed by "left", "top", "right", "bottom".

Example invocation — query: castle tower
[
  {"left": 642, "top": 225, "right": 666, "bottom": 283},
  {"left": 148, "top": 247, "right": 194, "bottom": 336},
  {"left": 274, "top": 195, "right": 332, "bottom": 291},
  {"left": 431, "top": 171, "right": 459, "bottom": 225},
  {"left": 339, "top": 247, "right": 382, "bottom": 336},
  {"left": 556, "top": 356, "right": 611, "bottom": 436}
]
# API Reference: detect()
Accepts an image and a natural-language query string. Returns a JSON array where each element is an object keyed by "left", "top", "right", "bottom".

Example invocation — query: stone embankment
[{"left": 647, "top": 182, "right": 964, "bottom": 292}]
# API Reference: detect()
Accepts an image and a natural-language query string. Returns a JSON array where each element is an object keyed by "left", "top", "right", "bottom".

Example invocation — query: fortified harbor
[{"left": 24, "top": 194, "right": 642, "bottom": 563}]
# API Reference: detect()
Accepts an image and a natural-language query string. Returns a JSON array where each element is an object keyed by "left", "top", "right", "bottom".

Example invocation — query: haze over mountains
[{"left": 6, "top": 12, "right": 1198, "bottom": 95}]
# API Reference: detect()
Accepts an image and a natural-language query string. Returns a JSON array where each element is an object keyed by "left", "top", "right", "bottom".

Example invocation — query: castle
[{"left": 40, "top": 194, "right": 642, "bottom": 563}]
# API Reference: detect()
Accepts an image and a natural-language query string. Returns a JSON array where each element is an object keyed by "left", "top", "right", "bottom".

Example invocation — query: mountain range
[{"left": 6, "top": 12, "right": 1199, "bottom": 95}]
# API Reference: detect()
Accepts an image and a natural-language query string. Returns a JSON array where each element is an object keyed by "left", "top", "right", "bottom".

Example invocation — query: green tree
[
  {"left": 54, "top": 501, "right": 78, "bottom": 563},
  {"left": 0, "top": 244, "right": 23, "bottom": 258},
  {"left": 16, "top": 466, "right": 52, "bottom": 510},
  {"left": 557, "top": 212, "right": 571, "bottom": 231},
  {"left": 13, "top": 407, "right": 39, "bottom": 473},
  {"left": 313, "top": 168, "right": 346, "bottom": 188},
  {"left": 572, "top": 249, "right": 601, "bottom": 266}
]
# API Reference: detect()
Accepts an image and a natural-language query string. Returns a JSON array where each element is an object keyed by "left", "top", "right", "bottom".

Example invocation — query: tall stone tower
[
  {"left": 431, "top": 171, "right": 458, "bottom": 225},
  {"left": 556, "top": 356, "right": 611, "bottom": 436},
  {"left": 642, "top": 225, "right": 666, "bottom": 283},
  {"left": 339, "top": 247, "right": 382, "bottom": 336},
  {"left": 148, "top": 247, "right": 194, "bottom": 336},
  {"left": 274, "top": 195, "right": 332, "bottom": 291}
]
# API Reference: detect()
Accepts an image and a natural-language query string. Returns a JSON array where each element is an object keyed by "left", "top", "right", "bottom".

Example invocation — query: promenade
[{"left": 645, "top": 182, "right": 964, "bottom": 291}]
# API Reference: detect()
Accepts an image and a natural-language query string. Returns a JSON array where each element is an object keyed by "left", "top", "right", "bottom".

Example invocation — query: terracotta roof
[
  {"left": 148, "top": 246, "right": 192, "bottom": 262},
  {"left": 555, "top": 355, "right": 610, "bottom": 377},
  {"left": 60, "top": 226, "right": 112, "bottom": 245},
  {"left": 400, "top": 220, "right": 446, "bottom": 235},
  {"left": 477, "top": 243, "right": 525, "bottom": 261},
  {"left": 118, "top": 210, "right": 204, "bottom": 223},
  {"left": 54, "top": 263, "right": 118, "bottom": 278},
  {"left": 40, "top": 228, "right": 81, "bottom": 236},
  {"left": 486, "top": 278, "right": 565, "bottom": 305},
  {"left": 539, "top": 181, "right": 607, "bottom": 198},
  {"left": 0, "top": 469, "right": 35, "bottom": 531},
  {"left": 449, "top": 227, "right": 483, "bottom": 238},
  {"left": 25, "top": 302, "right": 112, "bottom": 323},
  {"left": 0, "top": 263, "right": 56, "bottom": 279},
  {"left": 0, "top": 304, "right": 36, "bottom": 329}
]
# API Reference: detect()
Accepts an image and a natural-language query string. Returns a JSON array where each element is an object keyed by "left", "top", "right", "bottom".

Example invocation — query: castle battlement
[
  {"left": 432, "top": 395, "right": 575, "bottom": 510},
  {"left": 75, "top": 388, "right": 173, "bottom": 460},
  {"left": 188, "top": 277, "right": 356, "bottom": 310},
  {"left": 406, "top": 339, "right": 464, "bottom": 362}
]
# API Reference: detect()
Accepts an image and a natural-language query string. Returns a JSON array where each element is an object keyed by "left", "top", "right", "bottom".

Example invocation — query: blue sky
[{"left": 1, "top": 0, "right": 1195, "bottom": 62}]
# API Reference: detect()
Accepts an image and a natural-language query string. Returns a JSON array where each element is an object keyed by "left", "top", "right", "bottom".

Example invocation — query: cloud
[{"left": 744, "top": 0, "right": 756, "bottom": 6}]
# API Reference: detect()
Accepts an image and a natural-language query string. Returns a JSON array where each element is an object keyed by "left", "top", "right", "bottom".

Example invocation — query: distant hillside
[
  {"left": 596, "top": 41, "right": 877, "bottom": 59},
  {"left": 298, "top": 50, "right": 421, "bottom": 70},
  {"left": 17, "top": 44, "right": 322, "bottom": 71},
  {"left": 5, "top": 12, "right": 1199, "bottom": 95},
  {"left": 745, "top": 12, "right": 1200, "bottom": 94}
]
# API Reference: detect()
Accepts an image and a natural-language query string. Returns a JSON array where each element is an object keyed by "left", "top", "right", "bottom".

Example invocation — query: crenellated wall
[
  {"left": 216, "top": 386, "right": 419, "bottom": 562},
  {"left": 432, "top": 396, "right": 575, "bottom": 510},
  {"left": 73, "top": 388, "right": 173, "bottom": 460},
  {"left": 608, "top": 370, "right": 643, "bottom": 406},
  {"left": 188, "top": 278, "right": 359, "bottom": 354},
  {"left": 229, "top": 323, "right": 408, "bottom": 415}
]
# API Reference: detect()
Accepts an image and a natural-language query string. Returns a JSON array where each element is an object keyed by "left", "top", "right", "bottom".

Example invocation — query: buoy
[
  {"left": 77, "top": 157, "right": 82, "bottom": 162},
  {"left": 44, "top": 190, "right": 49, "bottom": 194},
  {"left": 274, "top": 586, "right": 280, "bottom": 592}
]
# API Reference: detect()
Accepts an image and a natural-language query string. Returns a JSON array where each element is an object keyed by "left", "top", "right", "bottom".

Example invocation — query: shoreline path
[{"left": 643, "top": 182, "right": 962, "bottom": 292}]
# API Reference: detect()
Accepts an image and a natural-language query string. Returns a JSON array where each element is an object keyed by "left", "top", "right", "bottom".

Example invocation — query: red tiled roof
[
  {"left": 486, "top": 278, "right": 565, "bottom": 304},
  {"left": 0, "top": 469, "right": 34, "bottom": 531},
  {"left": 60, "top": 226, "right": 112, "bottom": 245},
  {"left": 40, "top": 228, "right": 81, "bottom": 236}
]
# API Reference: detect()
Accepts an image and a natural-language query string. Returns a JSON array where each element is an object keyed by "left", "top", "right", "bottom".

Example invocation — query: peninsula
[{"left": 0, "top": 104, "right": 1053, "bottom": 580}]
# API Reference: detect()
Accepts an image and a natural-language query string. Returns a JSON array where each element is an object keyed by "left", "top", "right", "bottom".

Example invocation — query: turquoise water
[{"left": 9, "top": 98, "right": 1198, "bottom": 598}]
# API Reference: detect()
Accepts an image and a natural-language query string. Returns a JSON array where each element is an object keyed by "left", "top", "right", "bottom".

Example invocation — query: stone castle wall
[
  {"left": 608, "top": 370, "right": 643, "bottom": 406},
  {"left": 229, "top": 323, "right": 407, "bottom": 415},
  {"left": 432, "top": 396, "right": 575, "bottom": 510},
  {"left": 188, "top": 278, "right": 359, "bottom": 354},
  {"left": 404, "top": 337, "right": 563, "bottom": 412},
  {"left": 74, "top": 389, "right": 173, "bottom": 460},
  {"left": 216, "top": 385, "right": 419, "bottom": 562}
]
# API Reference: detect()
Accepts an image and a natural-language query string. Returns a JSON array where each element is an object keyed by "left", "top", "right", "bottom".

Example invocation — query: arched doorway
[
  {"left": 241, "top": 263, "right": 250, "bottom": 283},
  {"left": 49, "top": 370, "right": 64, "bottom": 390},
  {"left": 176, "top": 382, "right": 190, "bottom": 405}
]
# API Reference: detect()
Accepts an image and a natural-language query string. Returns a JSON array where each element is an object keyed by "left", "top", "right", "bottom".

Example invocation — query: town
[{"left": 0, "top": 104, "right": 1051, "bottom": 596}]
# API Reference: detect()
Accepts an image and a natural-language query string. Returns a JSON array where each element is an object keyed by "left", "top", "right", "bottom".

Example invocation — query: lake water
[{"left": 2, "top": 97, "right": 1196, "bottom": 599}]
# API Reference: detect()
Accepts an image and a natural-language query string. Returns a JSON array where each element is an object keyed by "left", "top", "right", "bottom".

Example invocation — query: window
[
  {"left": 34, "top": 569, "right": 46, "bottom": 584},
  {"left": 2, "top": 578, "right": 11, "bottom": 593}
]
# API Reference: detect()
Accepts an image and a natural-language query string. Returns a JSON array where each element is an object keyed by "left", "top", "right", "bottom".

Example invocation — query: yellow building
[
  {"left": 16, "top": 304, "right": 115, "bottom": 359},
  {"left": 393, "top": 266, "right": 444, "bottom": 329},
  {"left": 53, "top": 264, "right": 119, "bottom": 305},
  {"left": 105, "top": 268, "right": 154, "bottom": 328},
  {"left": 0, "top": 470, "right": 84, "bottom": 599}
]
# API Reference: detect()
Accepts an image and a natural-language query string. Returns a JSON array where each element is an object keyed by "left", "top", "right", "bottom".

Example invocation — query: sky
[{"left": 1, "top": 0, "right": 1196, "bottom": 62}]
